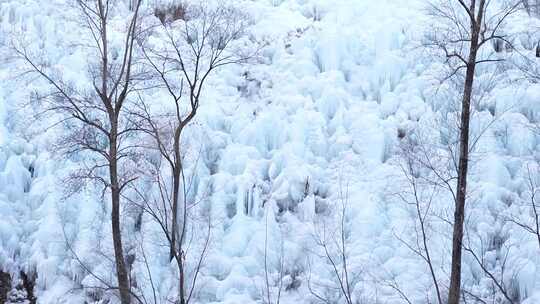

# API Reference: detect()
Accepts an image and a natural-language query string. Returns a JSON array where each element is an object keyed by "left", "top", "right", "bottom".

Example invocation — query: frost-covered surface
[{"left": 2, "top": 0, "right": 540, "bottom": 303}]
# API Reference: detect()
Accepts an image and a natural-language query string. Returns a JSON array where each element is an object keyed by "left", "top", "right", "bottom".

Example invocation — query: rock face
[
  {"left": 0, "top": 271, "right": 11, "bottom": 304},
  {"left": 20, "top": 272, "right": 36, "bottom": 304},
  {"left": 0, "top": 271, "right": 38, "bottom": 304}
]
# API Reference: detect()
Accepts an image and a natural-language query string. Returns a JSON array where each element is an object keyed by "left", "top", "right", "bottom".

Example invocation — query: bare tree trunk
[
  {"left": 170, "top": 167, "right": 179, "bottom": 260},
  {"left": 173, "top": 127, "right": 189, "bottom": 304},
  {"left": 170, "top": 127, "right": 182, "bottom": 261},
  {"left": 171, "top": 166, "right": 186, "bottom": 304},
  {"left": 98, "top": 3, "right": 131, "bottom": 300},
  {"left": 110, "top": 120, "right": 131, "bottom": 304},
  {"left": 448, "top": 4, "right": 483, "bottom": 302},
  {"left": 169, "top": 127, "right": 187, "bottom": 304},
  {"left": 173, "top": 159, "right": 186, "bottom": 304}
]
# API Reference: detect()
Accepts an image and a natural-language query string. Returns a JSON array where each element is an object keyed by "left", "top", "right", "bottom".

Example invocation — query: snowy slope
[{"left": 2, "top": 0, "right": 540, "bottom": 303}]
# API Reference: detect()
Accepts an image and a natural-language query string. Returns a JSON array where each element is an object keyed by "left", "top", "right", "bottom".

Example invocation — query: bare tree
[
  {"left": 128, "top": 3, "right": 253, "bottom": 304},
  {"left": 462, "top": 235, "right": 519, "bottom": 304},
  {"left": 262, "top": 210, "right": 284, "bottom": 304},
  {"left": 426, "top": 1, "right": 521, "bottom": 302},
  {"left": 394, "top": 136, "right": 445, "bottom": 304},
  {"left": 129, "top": 150, "right": 212, "bottom": 304},
  {"left": 307, "top": 182, "right": 357, "bottom": 304},
  {"left": 394, "top": 118, "right": 523, "bottom": 303},
  {"left": 138, "top": 1, "right": 251, "bottom": 262},
  {"left": 504, "top": 164, "right": 540, "bottom": 252},
  {"left": 14, "top": 1, "right": 144, "bottom": 303}
]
